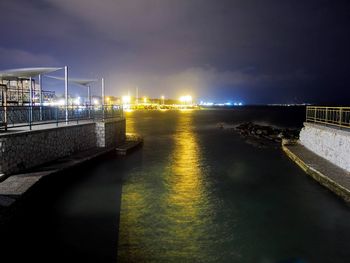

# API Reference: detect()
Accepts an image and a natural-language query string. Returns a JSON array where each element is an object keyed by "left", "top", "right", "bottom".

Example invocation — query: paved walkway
[
  {"left": 0, "top": 147, "right": 114, "bottom": 207},
  {"left": 0, "top": 119, "right": 97, "bottom": 136},
  {"left": 283, "top": 142, "right": 350, "bottom": 202}
]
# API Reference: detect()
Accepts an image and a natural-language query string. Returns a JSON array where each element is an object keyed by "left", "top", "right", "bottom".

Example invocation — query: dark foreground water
[{"left": 1, "top": 107, "right": 350, "bottom": 263}]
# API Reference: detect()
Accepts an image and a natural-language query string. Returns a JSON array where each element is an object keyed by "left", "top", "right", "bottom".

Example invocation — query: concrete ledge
[
  {"left": 0, "top": 121, "right": 97, "bottom": 138},
  {"left": 0, "top": 147, "right": 116, "bottom": 207},
  {"left": 299, "top": 122, "right": 350, "bottom": 172},
  {"left": 282, "top": 141, "right": 350, "bottom": 202},
  {"left": 0, "top": 118, "right": 126, "bottom": 175}
]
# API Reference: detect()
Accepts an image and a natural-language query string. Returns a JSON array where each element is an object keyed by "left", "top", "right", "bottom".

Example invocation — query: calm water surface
[{"left": 1, "top": 107, "right": 350, "bottom": 263}]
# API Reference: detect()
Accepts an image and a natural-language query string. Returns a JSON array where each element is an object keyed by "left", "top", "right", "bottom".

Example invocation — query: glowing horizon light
[
  {"left": 199, "top": 101, "right": 213, "bottom": 106},
  {"left": 74, "top": 97, "right": 81, "bottom": 105},
  {"left": 143, "top": 97, "right": 148, "bottom": 103},
  {"left": 93, "top": 99, "right": 99, "bottom": 105},
  {"left": 57, "top": 99, "right": 65, "bottom": 106},
  {"left": 179, "top": 95, "right": 192, "bottom": 103},
  {"left": 122, "top": 95, "right": 131, "bottom": 104}
]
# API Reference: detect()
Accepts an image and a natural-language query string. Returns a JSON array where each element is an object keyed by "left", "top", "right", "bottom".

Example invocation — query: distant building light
[
  {"left": 179, "top": 95, "right": 192, "bottom": 103},
  {"left": 57, "top": 99, "right": 65, "bottom": 106},
  {"left": 199, "top": 101, "right": 214, "bottom": 106},
  {"left": 122, "top": 95, "right": 131, "bottom": 104},
  {"left": 74, "top": 97, "right": 81, "bottom": 105}
]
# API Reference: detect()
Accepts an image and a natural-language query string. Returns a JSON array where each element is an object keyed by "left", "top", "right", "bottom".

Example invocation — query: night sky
[{"left": 1, "top": 0, "right": 349, "bottom": 104}]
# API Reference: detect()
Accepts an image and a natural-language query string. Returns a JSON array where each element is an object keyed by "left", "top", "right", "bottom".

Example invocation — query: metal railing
[
  {"left": 306, "top": 106, "right": 350, "bottom": 129},
  {"left": 0, "top": 105, "right": 123, "bottom": 131}
]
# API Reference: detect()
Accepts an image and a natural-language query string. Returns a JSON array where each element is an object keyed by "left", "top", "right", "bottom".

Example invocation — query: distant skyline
[{"left": 0, "top": 0, "right": 349, "bottom": 104}]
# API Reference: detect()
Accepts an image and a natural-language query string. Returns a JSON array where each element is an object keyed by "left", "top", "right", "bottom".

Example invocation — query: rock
[
  {"left": 234, "top": 121, "right": 300, "bottom": 147},
  {"left": 216, "top": 122, "right": 225, "bottom": 129}
]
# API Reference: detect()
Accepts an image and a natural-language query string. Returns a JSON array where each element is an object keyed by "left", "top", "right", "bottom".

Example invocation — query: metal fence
[
  {"left": 306, "top": 106, "right": 350, "bottom": 129},
  {"left": 0, "top": 105, "right": 123, "bottom": 131}
]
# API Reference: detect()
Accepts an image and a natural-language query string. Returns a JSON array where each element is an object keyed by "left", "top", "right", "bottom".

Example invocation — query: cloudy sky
[{"left": 0, "top": 0, "right": 349, "bottom": 103}]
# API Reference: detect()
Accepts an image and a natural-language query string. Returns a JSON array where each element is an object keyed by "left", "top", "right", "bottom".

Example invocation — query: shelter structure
[
  {"left": 47, "top": 76, "right": 97, "bottom": 105},
  {"left": 0, "top": 67, "right": 68, "bottom": 129},
  {"left": 0, "top": 67, "right": 62, "bottom": 106}
]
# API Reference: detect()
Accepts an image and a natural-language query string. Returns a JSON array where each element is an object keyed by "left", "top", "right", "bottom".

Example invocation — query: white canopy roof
[
  {"left": 47, "top": 75, "right": 97, "bottom": 86},
  {"left": 0, "top": 67, "right": 62, "bottom": 80}
]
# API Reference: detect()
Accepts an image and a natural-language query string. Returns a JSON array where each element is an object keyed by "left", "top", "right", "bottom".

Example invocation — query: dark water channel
[{"left": 1, "top": 107, "right": 350, "bottom": 263}]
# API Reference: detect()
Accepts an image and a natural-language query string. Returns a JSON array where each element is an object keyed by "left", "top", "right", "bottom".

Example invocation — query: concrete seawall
[
  {"left": 283, "top": 121, "right": 350, "bottom": 202},
  {"left": 283, "top": 141, "right": 350, "bottom": 202},
  {"left": 299, "top": 122, "right": 350, "bottom": 172},
  {"left": 0, "top": 118, "right": 126, "bottom": 176}
]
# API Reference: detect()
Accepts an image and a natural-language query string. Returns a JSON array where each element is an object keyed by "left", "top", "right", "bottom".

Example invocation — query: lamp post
[
  {"left": 64, "top": 66, "right": 69, "bottom": 123},
  {"left": 39, "top": 74, "right": 43, "bottom": 121},
  {"left": 101, "top": 78, "right": 105, "bottom": 105},
  {"left": 29, "top": 77, "right": 33, "bottom": 129}
]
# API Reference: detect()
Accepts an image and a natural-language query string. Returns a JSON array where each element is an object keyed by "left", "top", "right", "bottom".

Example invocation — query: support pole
[
  {"left": 29, "top": 77, "right": 33, "bottom": 130},
  {"left": 101, "top": 78, "right": 105, "bottom": 119},
  {"left": 65, "top": 66, "right": 69, "bottom": 123},
  {"left": 101, "top": 78, "right": 105, "bottom": 105},
  {"left": 4, "top": 83, "right": 7, "bottom": 131},
  {"left": 88, "top": 85, "right": 91, "bottom": 119},
  {"left": 21, "top": 80, "right": 24, "bottom": 105},
  {"left": 88, "top": 85, "right": 91, "bottom": 105},
  {"left": 39, "top": 74, "right": 43, "bottom": 121},
  {"left": 16, "top": 80, "right": 19, "bottom": 105}
]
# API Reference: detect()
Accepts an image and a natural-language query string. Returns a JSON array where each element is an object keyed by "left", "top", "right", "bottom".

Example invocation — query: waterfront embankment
[
  {"left": 0, "top": 147, "right": 116, "bottom": 207},
  {"left": 283, "top": 120, "right": 350, "bottom": 202},
  {"left": 283, "top": 140, "right": 350, "bottom": 202},
  {"left": 0, "top": 117, "right": 129, "bottom": 208}
]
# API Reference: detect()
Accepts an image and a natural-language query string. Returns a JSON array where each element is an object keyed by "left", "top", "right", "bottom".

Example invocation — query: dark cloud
[{"left": 0, "top": 0, "right": 349, "bottom": 103}]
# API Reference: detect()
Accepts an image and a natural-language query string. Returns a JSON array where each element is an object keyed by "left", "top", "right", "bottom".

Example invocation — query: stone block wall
[
  {"left": 0, "top": 123, "right": 96, "bottom": 175},
  {"left": 299, "top": 122, "right": 350, "bottom": 172},
  {"left": 0, "top": 118, "right": 126, "bottom": 175},
  {"left": 95, "top": 118, "right": 126, "bottom": 148}
]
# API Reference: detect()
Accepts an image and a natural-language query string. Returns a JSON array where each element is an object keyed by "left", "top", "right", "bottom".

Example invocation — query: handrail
[
  {"left": 306, "top": 106, "right": 350, "bottom": 129},
  {"left": 0, "top": 105, "right": 123, "bottom": 131}
]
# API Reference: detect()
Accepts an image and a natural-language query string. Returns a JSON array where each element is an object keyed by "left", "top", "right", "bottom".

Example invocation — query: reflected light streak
[
  {"left": 161, "top": 112, "right": 213, "bottom": 260},
  {"left": 118, "top": 112, "right": 214, "bottom": 262}
]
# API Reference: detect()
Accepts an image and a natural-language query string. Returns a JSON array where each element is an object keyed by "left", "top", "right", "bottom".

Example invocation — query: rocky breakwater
[{"left": 235, "top": 122, "right": 300, "bottom": 148}]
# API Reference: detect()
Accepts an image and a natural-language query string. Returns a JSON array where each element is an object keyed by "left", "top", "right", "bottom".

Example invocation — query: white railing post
[{"left": 339, "top": 107, "right": 343, "bottom": 126}]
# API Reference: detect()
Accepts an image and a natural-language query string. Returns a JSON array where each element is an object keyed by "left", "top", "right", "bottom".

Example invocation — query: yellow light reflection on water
[
  {"left": 124, "top": 110, "right": 136, "bottom": 134},
  {"left": 162, "top": 112, "right": 211, "bottom": 260},
  {"left": 118, "top": 111, "right": 213, "bottom": 262}
]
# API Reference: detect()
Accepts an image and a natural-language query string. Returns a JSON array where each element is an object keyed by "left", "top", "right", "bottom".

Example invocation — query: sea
[{"left": 1, "top": 106, "right": 350, "bottom": 263}]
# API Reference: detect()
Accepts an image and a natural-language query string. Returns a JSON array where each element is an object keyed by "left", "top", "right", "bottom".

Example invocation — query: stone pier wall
[
  {"left": 299, "top": 122, "right": 350, "bottom": 172},
  {"left": 95, "top": 118, "right": 126, "bottom": 148},
  {"left": 0, "top": 118, "right": 126, "bottom": 175}
]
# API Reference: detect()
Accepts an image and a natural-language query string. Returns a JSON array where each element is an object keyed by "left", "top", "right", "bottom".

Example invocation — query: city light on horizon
[
  {"left": 179, "top": 95, "right": 192, "bottom": 104},
  {"left": 122, "top": 95, "right": 131, "bottom": 104}
]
